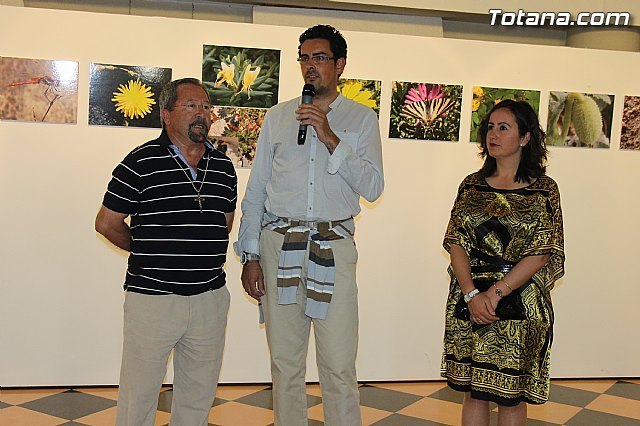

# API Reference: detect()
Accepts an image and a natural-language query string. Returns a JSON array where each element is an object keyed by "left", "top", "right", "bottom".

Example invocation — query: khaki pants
[
  {"left": 116, "top": 287, "right": 230, "bottom": 426},
  {"left": 260, "top": 229, "right": 362, "bottom": 426}
]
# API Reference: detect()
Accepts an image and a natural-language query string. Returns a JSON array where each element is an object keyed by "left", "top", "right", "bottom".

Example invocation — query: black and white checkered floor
[{"left": 1, "top": 379, "right": 639, "bottom": 425}]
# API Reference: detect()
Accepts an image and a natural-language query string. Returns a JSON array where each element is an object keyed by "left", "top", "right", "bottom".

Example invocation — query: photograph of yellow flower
[
  {"left": 389, "top": 81, "right": 462, "bottom": 141},
  {"left": 202, "top": 45, "right": 280, "bottom": 109},
  {"left": 0, "top": 56, "right": 78, "bottom": 123},
  {"left": 547, "top": 91, "right": 614, "bottom": 148},
  {"left": 208, "top": 106, "right": 266, "bottom": 168},
  {"left": 88, "top": 63, "right": 171, "bottom": 128},
  {"left": 470, "top": 86, "right": 540, "bottom": 142},
  {"left": 338, "top": 78, "right": 381, "bottom": 116},
  {"left": 620, "top": 96, "right": 640, "bottom": 150}
]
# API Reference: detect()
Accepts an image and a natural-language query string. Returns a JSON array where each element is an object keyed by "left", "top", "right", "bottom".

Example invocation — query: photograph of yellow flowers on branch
[
  {"left": 339, "top": 78, "right": 381, "bottom": 116},
  {"left": 620, "top": 96, "right": 640, "bottom": 150},
  {"left": 88, "top": 63, "right": 171, "bottom": 128},
  {"left": 547, "top": 91, "right": 614, "bottom": 149},
  {"left": 202, "top": 45, "right": 280, "bottom": 109},
  {"left": 470, "top": 86, "right": 540, "bottom": 142},
  {"left": 209, "top": 106, "right": 266, "bottom": 168},
  {"left": 389, "top": 81, "right": 462, "bottom": 141},
  {"left": 0, "top": 56, "right": 78, "bottom": 123}
]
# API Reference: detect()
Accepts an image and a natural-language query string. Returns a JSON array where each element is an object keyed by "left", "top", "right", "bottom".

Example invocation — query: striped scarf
[{"left": 263, "top": 214, "right": 355, "bottom": 320}]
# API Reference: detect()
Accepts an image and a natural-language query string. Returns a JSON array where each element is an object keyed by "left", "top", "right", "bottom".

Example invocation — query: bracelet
[
  {"left": 464, "top": 288, "right": 480, "bottom": 303},
  {"left": 501, "top": 278, "right": 514, "bottom": 292}
]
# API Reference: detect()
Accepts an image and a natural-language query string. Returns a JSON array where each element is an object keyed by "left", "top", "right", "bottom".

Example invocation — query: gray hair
[{"left": 159, "top": 78, "right": 210, "bottom": 126}]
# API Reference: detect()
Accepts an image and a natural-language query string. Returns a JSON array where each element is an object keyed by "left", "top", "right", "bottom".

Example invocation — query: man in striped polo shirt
[{"left": 95, "top": 78, "right": 237, "bottom": 426}]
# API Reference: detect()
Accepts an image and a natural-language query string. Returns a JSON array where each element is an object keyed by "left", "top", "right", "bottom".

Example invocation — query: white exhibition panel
[{"left": 1, "top": 6, "right": 639, "bottom": 386}]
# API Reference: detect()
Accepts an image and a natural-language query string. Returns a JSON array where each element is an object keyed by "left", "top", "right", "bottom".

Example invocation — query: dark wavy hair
[
  {"left": 298, "top": 24, "right": 347, "bottom": 61},
  {"left": 479, "top": 99, "right": 547, "bottom": 183}
]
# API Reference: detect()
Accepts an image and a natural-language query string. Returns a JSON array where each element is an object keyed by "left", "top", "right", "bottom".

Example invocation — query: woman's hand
[{"left": 468, "top": 291, "right": 500, "bottom": 324}]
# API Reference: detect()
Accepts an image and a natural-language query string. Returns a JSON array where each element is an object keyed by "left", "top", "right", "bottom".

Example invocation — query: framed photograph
[
  {"left": 338, "top": 78, "right": 382, "bottom": 116},
  {"left": 202, "top": 45, "right": 280, "bottom": 109},
  {"left": 389, "top": 81, "right": 462, "bottom": 141},
  {"left": 0, "top": 56, "right": 78, "bottom": 123},
  {"left": 547, "top": 91, "right": 614, "bottom": 148},
  {"left": 88, "top": 63, "right": 172, "bottom": 128}
]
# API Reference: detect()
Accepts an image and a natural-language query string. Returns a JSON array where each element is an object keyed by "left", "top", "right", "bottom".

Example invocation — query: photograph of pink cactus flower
[{"left": 389, "top": 81, "right": 462, "bottom": 141}]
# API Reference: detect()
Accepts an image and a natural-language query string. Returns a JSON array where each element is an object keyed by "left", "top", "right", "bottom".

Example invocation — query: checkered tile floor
[{"left": 1, "top": 379, "right": 639, "bottom": 425}]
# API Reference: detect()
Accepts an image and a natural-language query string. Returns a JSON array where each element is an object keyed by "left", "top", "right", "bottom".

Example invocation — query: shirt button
[{"left": 310, "top": 182, "right": 313, "bottom": 185}]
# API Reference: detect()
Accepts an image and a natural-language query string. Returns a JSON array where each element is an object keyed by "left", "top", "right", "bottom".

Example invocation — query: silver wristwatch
[
  {"left": 464, "top": 288, "right": 480, "bottom": 303},
  {"left": 240, "top": 252, "right": 260, "bottom": 265}
]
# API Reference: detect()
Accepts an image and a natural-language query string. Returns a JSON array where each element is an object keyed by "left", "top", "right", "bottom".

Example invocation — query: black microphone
[{"left": 297, "top": 84, "right": 315, "bottom": 145}]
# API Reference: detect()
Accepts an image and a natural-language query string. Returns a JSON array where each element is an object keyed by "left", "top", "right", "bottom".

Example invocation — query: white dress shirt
[{"left": 234, "top": 93, "right": 384, "bottom": 255}]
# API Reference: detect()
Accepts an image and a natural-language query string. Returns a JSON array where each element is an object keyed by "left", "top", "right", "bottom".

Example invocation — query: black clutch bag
[{"left": 454, "top": 278, "right": 528, "bottom": 322}]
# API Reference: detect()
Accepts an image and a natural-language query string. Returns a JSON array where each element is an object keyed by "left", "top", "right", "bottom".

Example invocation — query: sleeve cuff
[
  {"left": 233, "top": 239, "right": 260, "bottom": 256},
  {"left": 327, "top": 139, "right": 353, "bottom": 175}
]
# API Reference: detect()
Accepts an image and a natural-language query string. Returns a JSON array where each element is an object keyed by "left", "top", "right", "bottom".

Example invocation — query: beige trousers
[
  {"left": 260, "top": 229, "right": 362, "bottom": 426},
  {"left": 116, "top": 287, "right": 230, "bottom": 426}
]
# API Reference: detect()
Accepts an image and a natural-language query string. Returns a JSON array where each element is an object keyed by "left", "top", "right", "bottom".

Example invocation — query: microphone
[{"left": 297, "top": 84, "right": 315, "bottom": 145}]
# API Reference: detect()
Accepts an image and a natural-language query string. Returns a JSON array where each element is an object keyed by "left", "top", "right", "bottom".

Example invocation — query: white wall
[{"left": 1, "top": 5, "right": 639, "bottom": 386}]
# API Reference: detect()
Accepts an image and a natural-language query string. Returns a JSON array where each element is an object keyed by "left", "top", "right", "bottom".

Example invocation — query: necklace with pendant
[{"left": 169, "top": 149, "right": 210, "bottom": 213}]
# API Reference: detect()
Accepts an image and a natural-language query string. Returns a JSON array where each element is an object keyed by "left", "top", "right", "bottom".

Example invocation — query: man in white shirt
[{"left": 235, "top": 25, "right": 384, "bottom": 425}]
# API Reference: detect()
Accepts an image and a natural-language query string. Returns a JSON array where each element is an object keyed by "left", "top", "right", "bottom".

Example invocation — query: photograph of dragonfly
[{"left": 0, "top": 56, "right": 78, "bottom": 123}]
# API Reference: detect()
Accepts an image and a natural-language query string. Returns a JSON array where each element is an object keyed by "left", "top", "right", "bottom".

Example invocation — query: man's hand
[
  {"left": 241, "top": 261, "right": 265, "bottom": 301},
  {"left": 296, "top": 103, "right": 340, "bottom": 153}
]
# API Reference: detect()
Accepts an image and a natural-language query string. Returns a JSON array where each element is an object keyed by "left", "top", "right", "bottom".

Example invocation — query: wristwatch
[
  {"left": 240, "top": 252, "right": 260, "bottom": 265},
  {"left": 464, "top": 288, "right": 479, "bottom": 303}
]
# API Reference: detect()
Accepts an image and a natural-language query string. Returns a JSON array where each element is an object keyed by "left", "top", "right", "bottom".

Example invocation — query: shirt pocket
[{"left": 337, "top": 131, "right": 359, "bottom": 153}]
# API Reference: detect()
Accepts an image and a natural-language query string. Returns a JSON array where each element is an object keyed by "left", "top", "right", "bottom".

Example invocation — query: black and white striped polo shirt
[{"left": 102, "top": 131, "right": 237, "bottom": 295}]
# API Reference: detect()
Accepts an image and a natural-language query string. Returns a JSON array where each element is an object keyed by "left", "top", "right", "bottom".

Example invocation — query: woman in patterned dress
[{"left": 441, "top": 99, "right": 565, "bottom": 426}]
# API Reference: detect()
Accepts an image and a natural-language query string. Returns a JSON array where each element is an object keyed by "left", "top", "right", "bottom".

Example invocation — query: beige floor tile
[
  {"left": 0, "top": 406, "right": 67, "bottom": 426},
  {"left": 76, "top": 387, "right": 119, "bottom": 401},
  {"left": 624, "top": 379, "right": 640, "bottom": 385},
  {"left": 0, "top": 388, "right": 67, "bottom": 405},
  {"left": 75, "top": 406, "right": 117, "bottom": 426},
  {"left": 307, "top": 403, "right": 324, "bottom": 422},
  {"left": 371, "top": 381, "right": 447, "bottom": 397},
  {"left": 398, "top": 397, "right": 462, "bottom": 425},
  {"left": 76, "top": 406, "right": 171, "bottom": 426},
  {"left": 306, "top": 383, "right": 323, "bottom": 398},
  {"left": 361, "top": 405, "right": 393, "bottom": 425},
  {"left": 527, "top": 401, "right": 582, "bottom": 424},
  {"left": 553, "top": 379, "right": 616, "bottom": 393},
  {"left": 586, "top": 394, "right": 640, "bottom": 420},
  {"left": 215, "top": 384, "right": 270, "bottom": 401},
  {"left": 208, "top": 401, "right": 273, "bottom": 426}
]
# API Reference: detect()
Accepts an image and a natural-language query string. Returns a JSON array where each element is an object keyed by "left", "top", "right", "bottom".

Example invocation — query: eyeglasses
[
  {"left": 297, "top": 55, "right": 335, "bottom": 65},
  {"left": 177, "top": 103, "right": 212, "bottom": 112}
]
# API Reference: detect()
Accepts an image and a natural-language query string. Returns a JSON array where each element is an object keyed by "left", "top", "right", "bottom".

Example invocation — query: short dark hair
[
  {"left": 159, "top": 78, "right": 209, "bottom": 125},
  {"left": 478, "top": 99, "right": 548, "bottom": 183},
  {"left": 298, "top": 24, "right": 347, "bottom": 60}
]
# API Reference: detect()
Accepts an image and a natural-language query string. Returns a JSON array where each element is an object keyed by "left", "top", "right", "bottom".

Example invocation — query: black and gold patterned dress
[{"left": 441, "top": 172, "right": 565, "bottom": 406}]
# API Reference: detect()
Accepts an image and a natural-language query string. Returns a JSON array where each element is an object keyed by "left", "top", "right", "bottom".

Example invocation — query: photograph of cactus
[
  {"left": 88, "top": 63, "right": 172, "bottom": 128},
  {"left": 547, "top": 91, "right": 614, "bottom": 148},
  {"left": 389, "top": 81, "right": 462, "bottom": 141},
  {"left": 338, "top": 78, "right": 381, "bottom": 116},
  {"left": 208, "top": 106, "right": 266, "bottom": 168},
  {"left": 620, "top": 96, "right": 640, "bottom": 150},
  {"left": 470, "top": 86, "right": 540, "bottom": 142},
  {"left": 202, "top": 45, "right": 280, "bottom": 109},
  {"left": 0, "top": 56, "right": 78, "bottom": 123}
]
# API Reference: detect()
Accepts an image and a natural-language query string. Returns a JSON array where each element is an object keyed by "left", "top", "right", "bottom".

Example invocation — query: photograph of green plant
[
  {"left": 0, "top": 56, "right": 78, "bottom": 123},
  {"left": 202, "top": 45, "right": 280, "bottom": 109},
  {"left": 88, "top": 63, "right": 171, "bottom": 128},
  {"left": 208, "top": 106, "right": 266, "bottom": 168},
  {"left": 547, "top": 91, "right": 614, "bottom": 148},
  {"left": 389, "top": 81, "right": 462, "bottom": 141},
  {"left": 470, "top": 86, "right": 540, "bottom": 142},
  {"left": 338, "top": 78, "right": 381, "bottom": 116},
  {"left": 620, "top": 96, "right": 640, "bottom": 150}
]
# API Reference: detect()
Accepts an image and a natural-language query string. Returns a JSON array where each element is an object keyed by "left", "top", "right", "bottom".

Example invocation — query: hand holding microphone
[{"left": 297, "top": 84, "right": 315, "bottom": 145}]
